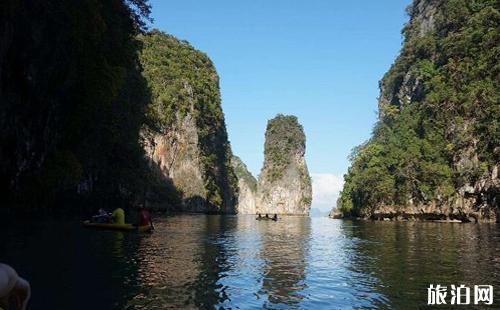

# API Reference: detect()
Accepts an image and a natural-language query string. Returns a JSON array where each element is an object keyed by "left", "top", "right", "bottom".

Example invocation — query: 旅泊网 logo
[{"left": 427, "top": 284, "right": 494, "bottom": 305}]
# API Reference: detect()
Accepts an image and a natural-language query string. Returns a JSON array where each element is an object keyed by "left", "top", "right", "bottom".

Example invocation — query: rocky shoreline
[
  {"left": 332, "top": 164, "right": 499, "bottom": 223},
  {"left": 330, "top": 204, "right": 498, "bottom": 223}
]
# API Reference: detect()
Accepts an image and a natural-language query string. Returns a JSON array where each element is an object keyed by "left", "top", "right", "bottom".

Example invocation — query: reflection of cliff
[
  {"left": 257, "top": 217, "right": 311, "bottom": 307},
  {"left": 127, "top": 216, "right": 203, "bottom": 308},
  {"left": 188, "top": 216, "right": 237, "bottom": 308},
  {"left": 455, "top": 224, "right": 500, "bottom": 303},
  {"left": 127, "top": 215, "right": 237, "bottom": 308},
  {"left": 342, "top": 221, "right": 500, "bottom": 308}
]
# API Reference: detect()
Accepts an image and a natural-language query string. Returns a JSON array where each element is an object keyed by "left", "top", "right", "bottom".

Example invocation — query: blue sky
[{"left": 148, "top": 0, "right": 412, "bottom": 211}]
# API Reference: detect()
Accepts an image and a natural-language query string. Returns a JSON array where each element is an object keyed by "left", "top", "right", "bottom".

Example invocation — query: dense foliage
[
  {"left": 338, "top": 0, "right": 499, "bottom": 216},
  {"left": 262, "top": 114, "right": 307, "bottom": 182},
  {"left": 0, "top": 0, "right": 152, "bottom": 212},
  {"left": 138, "top": 30, "right": 238, "bottom": 209}
]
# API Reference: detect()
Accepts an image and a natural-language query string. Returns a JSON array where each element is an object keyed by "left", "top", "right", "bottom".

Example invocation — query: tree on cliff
[
  {"left": 338, "top": 0, "right": 499, "bottom": 217},
  {"left": 0, "top": 0, "right": 152, "bottom": 211}
]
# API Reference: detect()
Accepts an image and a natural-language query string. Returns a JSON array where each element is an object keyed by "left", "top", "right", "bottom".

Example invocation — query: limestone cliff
[
  {"left": 257, "top": 114, "right": 312, "bottom": 215},
  {"left": 231, "top": 155, "right": 257, "bottom": 214},
  {"left": 139, "top": 30, "right": 238, "bottom": 214},
  {"left": 0, "top": 0, "right": 151, "bottom": 211},
  {"left": 337, "top": 0, "right": 499, "bottom": 222}
]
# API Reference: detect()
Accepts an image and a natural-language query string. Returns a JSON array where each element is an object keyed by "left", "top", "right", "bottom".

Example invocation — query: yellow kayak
[{"left": 82, "top": 220, "right": 152, "bottom": 232}]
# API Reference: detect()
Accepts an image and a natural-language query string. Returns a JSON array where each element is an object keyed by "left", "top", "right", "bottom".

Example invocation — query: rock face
[
  {"left": 231, "top": 156, "right": 257, "bottom": 214},
  {"left": 369, "top": 191, "right": 498, "bottom": 222},
  {"left": 328, "top": 208, "right": 343, "bottom": 219},
  {"left": 0, "top": 1, "right": 150, "bottom": 210},
  {"left": 257, "top": 114, "right": 312, "bottom": 215},
  {"left": 336, "top": 0, "right": 499, "bottom": 222},
  {"left": 142, "top": 115, "right": 206, "bottom": 212},
  {"left": 139, "top": 30, "right": 238, "bottom": 214}
]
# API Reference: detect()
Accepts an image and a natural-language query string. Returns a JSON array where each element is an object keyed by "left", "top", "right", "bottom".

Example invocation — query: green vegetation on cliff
[
  {"left": 0, "top": 0, "right": 152, "bottom": 211},
  {"left": 338, "top": 0, "right": 499, "bottom": 216},
  {"left": 138, "top": 30, "right": 237, "bottom": 209},
  {"left": 263, "top": 114, "right": 307, "bottom": 182},
  {"left": 232, "top": 156, "right": 257, "bottom": 192}
]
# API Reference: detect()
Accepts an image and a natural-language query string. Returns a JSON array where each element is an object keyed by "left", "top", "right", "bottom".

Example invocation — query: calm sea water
[{"left": 0, "top": 215, "right": 499, "bottom": 309}]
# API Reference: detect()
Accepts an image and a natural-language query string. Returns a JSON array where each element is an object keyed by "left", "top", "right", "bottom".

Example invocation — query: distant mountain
[{"left": 309, "top": 208, "right": 329, "bottom": 217}]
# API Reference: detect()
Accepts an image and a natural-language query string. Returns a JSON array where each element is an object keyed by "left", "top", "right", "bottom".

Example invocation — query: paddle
[
  {"left": 147, "top": 207, "right": 155, "bottom": 231},
  {"left": 149, "top": 215, "right": 155, "bottom": 231}
]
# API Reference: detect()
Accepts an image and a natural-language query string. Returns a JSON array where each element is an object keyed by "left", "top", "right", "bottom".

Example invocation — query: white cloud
[{"left": 311, "top": 173, "right": 344, "bottom": 212}]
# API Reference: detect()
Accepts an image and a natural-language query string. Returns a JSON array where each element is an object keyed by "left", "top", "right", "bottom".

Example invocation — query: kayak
[{"left": 82, "top": 220, "right": 152, "bottom": 232}]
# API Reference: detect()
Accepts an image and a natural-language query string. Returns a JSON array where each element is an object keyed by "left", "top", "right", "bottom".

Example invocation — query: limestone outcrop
[
  {"left": 231, "top": 156, "right": 257, "bottom": 214},
  {"left": 257, "top": 114, "right": 312, "bottom": 215},
  {"left": 336, "top": 0, "right": 499, "bottom": 222}
]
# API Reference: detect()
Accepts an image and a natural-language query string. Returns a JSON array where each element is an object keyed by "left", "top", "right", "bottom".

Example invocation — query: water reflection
[
  {"left": 0, "top": 216, "right": 498, "bottom": 309},
  {"left": 342, "top": 221, "right": 500, "bottom": 309},
  {"left": 257, "top": 217, "right": 310, "bottom": 308},
  {"left": 188, "top": 216, "right": 237, "bottom": 308},
  {"left": 126, "top": 215, "right": 212, "bottom": 308},
  {"left": 124, "top": 215, "right": 313, "bottom": 309}
]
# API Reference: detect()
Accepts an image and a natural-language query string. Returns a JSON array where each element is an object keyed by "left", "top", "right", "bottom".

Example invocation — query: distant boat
[{"left": 256, "top": 215, "right": 278, "bottom": 221}]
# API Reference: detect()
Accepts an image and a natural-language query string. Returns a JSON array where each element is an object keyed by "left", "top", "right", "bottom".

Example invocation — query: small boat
[{"left": 82, "top": 220, "right": 152, "bottom": 232}]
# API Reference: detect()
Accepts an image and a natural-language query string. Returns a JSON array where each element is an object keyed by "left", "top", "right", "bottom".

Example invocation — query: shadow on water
[{"left": 0, "top": 220, "right": 142, "bottom": 310}]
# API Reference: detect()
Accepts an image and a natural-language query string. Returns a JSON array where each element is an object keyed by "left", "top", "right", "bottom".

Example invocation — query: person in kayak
[
  {"left": 137, "top": 206, "right": 151, "bottom": 227},
  {"left": 0, "top": 263, "right": 30, "bottom": 310},
  {"left": 92, "top": 208, "right": 110, "bottom": 223},
  {"left": 111, "top": 208, "right": 125, "bottom": 225}
]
